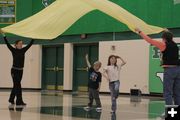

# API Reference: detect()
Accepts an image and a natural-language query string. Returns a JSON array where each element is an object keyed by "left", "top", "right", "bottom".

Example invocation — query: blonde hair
[{"left": 93, "top": 61, "right": 101, "bottom": 65}]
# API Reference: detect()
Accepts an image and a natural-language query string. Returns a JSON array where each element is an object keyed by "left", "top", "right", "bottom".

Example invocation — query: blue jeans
[
  {"left": 109, "top": 80, "right": 120, "bottom": 112},
  {"left": 163, "top": 66, "right": 180, "bottom": 105}
]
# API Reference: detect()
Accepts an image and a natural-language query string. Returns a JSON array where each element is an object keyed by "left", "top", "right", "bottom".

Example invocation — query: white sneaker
[
  {"left": 110, "top": 110, "right": 116, "bottom": 114},
  {"left": 84, "top": 106, "right": 91, "bottom": 111},
  {"left": 96, "top": 107, "right": 102, "bottom": 112}
]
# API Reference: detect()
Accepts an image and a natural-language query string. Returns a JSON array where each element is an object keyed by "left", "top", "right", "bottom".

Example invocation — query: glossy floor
[{"left": 0, "top": 91, "right": 165, "bottom": 120}]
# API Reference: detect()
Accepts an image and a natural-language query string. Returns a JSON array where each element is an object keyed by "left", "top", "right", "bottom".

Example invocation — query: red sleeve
[{"left": 139, "top": 32, "right": 166, "bottom": 51}]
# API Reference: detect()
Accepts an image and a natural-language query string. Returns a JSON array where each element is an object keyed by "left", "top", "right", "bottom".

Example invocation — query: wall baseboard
[
  {"left": 63, "top": 90, "right": 73, "bottom": 92},
  {"left": 100, "top": 92, "right": 163, "bottom": 97},
  {"left": 0, "top": 88, "right": 164, "bottom": 97},
  {"left": 0, "top": 88, "right": 41, "bottom": 92}
]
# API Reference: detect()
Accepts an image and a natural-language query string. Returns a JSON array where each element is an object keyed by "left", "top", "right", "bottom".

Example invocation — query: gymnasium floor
[{"left": 0, "top": 91, "right": 165, "bottom": 120}]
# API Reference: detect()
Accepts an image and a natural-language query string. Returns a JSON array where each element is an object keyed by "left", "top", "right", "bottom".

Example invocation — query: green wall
[
  {"left": 0, "top": 0, "right": 32, "bottom": 28},
  {"left": 0, "top": 0, "right": 180, "bottom": 44},
  {"left": 16, "top": 0, "right": 32, "bottom": 21},
  {"left": 33, "top": 0, "right": 180, "bottom": 35}
]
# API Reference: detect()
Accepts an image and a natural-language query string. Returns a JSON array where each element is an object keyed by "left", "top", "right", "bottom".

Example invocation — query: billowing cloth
[{"left": 2, "top": 0, "right": 164, "bottom": 39}]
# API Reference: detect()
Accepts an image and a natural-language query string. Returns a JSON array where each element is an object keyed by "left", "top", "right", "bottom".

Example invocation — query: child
[
  {"left": 103, "top": 55, "right": 126, "bottom": 113},
  {"left": 84, "top": 54, "right": 102, "bottom": 112}
]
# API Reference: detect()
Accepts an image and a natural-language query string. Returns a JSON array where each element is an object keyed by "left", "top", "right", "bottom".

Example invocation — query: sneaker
[
  {"left": 110, "top": 110, "right": 116, "bottom": 114},
  {"left": 16, "top": 102, "right": 27, "bottom": 106},
  {"left": 96, "top": 107, "right": 102, "bottom": 112},
  {"left": 84, "top": 106, "right": 92, "bottom": 111},
  {"left": 8, "top": 104, "right": 15, "bottom": 111},
  {"left": 8, "top": 100, "right": 15, "bottom": 105}
]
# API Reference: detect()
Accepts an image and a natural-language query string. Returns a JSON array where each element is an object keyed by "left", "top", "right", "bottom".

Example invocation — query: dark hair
[
  {"left": 161, "top": 31, "right": 173, "bottom": 44},
  {"left": 15, "top": 40, "right": 22, "bottom": 45},
  {"left": 107, "top": 55, "right": 117, "bottom": 67}
]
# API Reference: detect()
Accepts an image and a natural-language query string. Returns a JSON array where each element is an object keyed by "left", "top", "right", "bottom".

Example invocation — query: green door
[
  {"left": 73, "top": 44, "right": 99, "bottom": 92},
  {"left": 42, "top": 45, "right": 64, "bottom": 91}
]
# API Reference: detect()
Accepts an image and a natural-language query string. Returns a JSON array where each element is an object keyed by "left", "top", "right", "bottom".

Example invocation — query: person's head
[
  {"left": 161, "top": 31, "right": 173, "bottom": 44},
  {"left": 108, "top": 55, "right": 117, "bottom": 66},
  {"left": 93, "top": 61, "right": 102, "bottom": 71},
  {"left": 15, "top": 40, "right": 23, "bottom": 49}
]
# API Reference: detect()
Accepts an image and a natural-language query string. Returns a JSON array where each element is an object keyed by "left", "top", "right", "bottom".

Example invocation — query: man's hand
[{"left": 135, "top": 28, "right": 141, "bottom": 34}]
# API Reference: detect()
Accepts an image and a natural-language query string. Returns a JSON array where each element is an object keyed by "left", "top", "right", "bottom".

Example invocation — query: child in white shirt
[{"left": 103, "top": 55, "right": 126, "bottom": 113}]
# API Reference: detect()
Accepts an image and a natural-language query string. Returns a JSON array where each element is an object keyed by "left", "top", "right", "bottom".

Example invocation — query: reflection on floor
[{"left": 0, "top": 91, "right": 165, "bottom": 120}]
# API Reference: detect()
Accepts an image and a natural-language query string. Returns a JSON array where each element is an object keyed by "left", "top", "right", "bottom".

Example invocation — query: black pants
[
  {"left": 88, "top": 88, "right": 101, "bottom": 108},
  {"left": 9, "top": 68, "right": 23, "bottom": 103}
]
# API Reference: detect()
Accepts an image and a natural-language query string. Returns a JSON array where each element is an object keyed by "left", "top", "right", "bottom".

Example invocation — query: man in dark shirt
[
  {"left": 135, "top": 28, "right": 180, "bottom": 105},
  {"left": 135, "top": 28, "right": 180, "bottom": 118},
  {"left": 84, "top": 54, "right": 102, "bottom": 112},
  {"left": 1, "top": 29, "right": 34, "bottom": 105}
]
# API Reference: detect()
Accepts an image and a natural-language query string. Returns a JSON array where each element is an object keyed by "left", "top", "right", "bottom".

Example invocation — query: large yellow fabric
[{"left": 2, "top": 0, "right": 164, "bottom": 39}]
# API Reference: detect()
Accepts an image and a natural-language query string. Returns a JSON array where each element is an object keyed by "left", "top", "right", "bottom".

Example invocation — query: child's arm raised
[
  {"left": 116, "top": 56, "right": 126, "bottom": 66},
  {"left": 85, "top": 54, "right": 91, "bottom": 68}
]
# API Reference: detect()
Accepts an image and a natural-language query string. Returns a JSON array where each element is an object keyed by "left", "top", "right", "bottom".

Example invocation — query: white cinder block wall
[
  {"left": 0, "top": 40, "right": 150, "bottom": 94},
  {"left": 99, "top": 40, "right": 149, "bottom": 94},
  {"left": 1, "top": 38, "right": 179, "bottom": 93}
]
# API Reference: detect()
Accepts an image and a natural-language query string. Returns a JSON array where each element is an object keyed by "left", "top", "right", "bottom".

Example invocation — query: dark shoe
[
  {"left": 8, "top": 100, "right": 15, "bottom": 105},
  {"left": 16, "top": 102, "right": 27, "bottom": 106},
  {"left": 8, "top": 104, "right": 15, "bottom": 111},
  {"left": 16, "top": 107, "right": 24, "bottom": 111}
]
